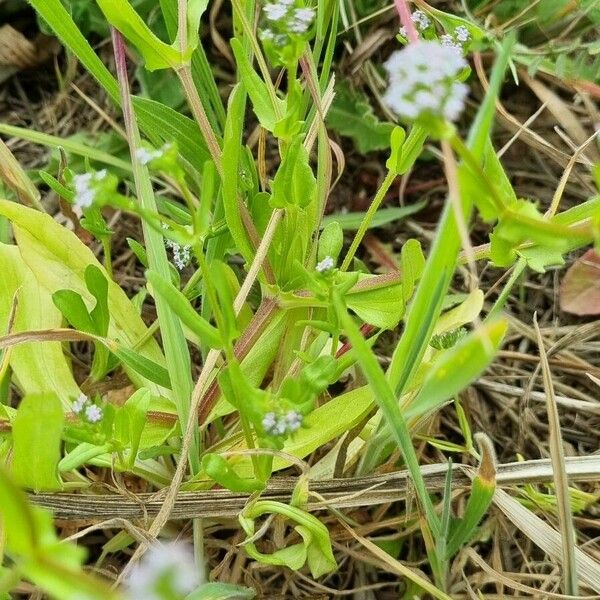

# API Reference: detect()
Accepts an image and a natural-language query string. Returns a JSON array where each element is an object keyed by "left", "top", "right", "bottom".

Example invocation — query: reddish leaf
[{"left": 560, "top": 249, "right": 600, "bottom": 315}]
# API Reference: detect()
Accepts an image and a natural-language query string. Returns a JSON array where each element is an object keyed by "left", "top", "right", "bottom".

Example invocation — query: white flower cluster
[
  {"left": 125, "top": 542, "right": 200, "bottom": 600},
  {"left": 72, "top": 393, "right": 103, "bottom": 423},
  {"left": 73, "top": 170, "right": 107, "bottom": 209},
  {"left": 260, "top": 1, "right": 316, "bottom": 45},
  {"left": 165, "top": 237, "right": 191, "bottom": 270},
  {"left": 399, "top": 10, "right": 430, "bottom": 37},
  {"left": 162, "top": 224, "right": 191, "bottom": 270},
  {"left": 383, "top": 41, "right": 469, "bottom": 122},
  {"left": 262, "top": 410, "right": 303, "bottom": 436},
  {"left": 441, "top": 25, "right": 471, "bottom": 53},
  {"left": 135, "top": 143, "right": 172, "bottom": 166},
  {"left": 315, "top": 255, "right": 335, "bottom": 273}
]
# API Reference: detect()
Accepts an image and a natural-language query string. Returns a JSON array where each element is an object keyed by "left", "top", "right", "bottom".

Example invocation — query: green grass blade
[
  {"left": 112, "top": 31, "right": 199, "bottom": 473},
  {"left": 387, "top": 37, "right": 515, "bottom": 397},
  {"left": 333, "top": 290, "right": 440, "bottom": 537}
]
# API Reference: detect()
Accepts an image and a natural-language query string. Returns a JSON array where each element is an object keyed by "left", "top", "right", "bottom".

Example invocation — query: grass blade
[{"left": 533, "top": 314, "right": 579, "bottom": 595}]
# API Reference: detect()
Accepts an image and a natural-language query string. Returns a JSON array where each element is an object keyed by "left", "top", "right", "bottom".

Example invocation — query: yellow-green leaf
[{"left": 12, "top": 393, "right": 64, "bottom": 491}]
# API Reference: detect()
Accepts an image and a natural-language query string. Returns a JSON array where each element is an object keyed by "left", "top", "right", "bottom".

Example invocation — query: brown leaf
[
  {"left": 0, "top": 25, "right": 60, "bottom": 84},
  {"left": 0, "top": 25, "right": 37, "bottom": 69},
  {"left": 560, "top": 249, "right": 600, "bottom": 315}
]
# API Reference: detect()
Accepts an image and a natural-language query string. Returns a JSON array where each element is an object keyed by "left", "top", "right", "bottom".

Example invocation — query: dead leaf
[
  {"left": 0, "top": 25, "right": 37, "bottom": 69},
  {"left": 0, "top": 25, "right": 59, "bottom": 84},
  {"left": 560, "top": 249, "right": 600, "bottom": 315}
]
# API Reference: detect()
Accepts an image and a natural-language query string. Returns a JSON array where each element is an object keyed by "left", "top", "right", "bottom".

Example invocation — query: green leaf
[
  {"left": 85, "top": 265, "right": 110, "bottom": 337},
  {"left": 318, "top": 221, "right": 343, "bottom": 263},
  {"left": 0, "top": 244, "right": 81, "bottom": 407},
  {"left": 327, "top": 83, "right": 395, "bottom": 153},
  {"left": 59, "top": 442, "right": 114, "bottom": 473},
  {"left": 386, "top": 126, "right": 407, "bottom": 174},
  {"left": 321, "top": 202, "right": 425, "bottom": 231},
  {"left": 113, "top": 345, "right": 172, "bottom": 389},
  {"left": 147, "top": 270, "right": 222, "bottom": 349},
  {"left": 445, "top": 434, "right": 496, "bottom": 557},
  {"left": 177, "top": 0, "right": 209, "bottom": 55},
  {"left": 185, "top": 583, "right": 256, "bottom": 600},
  {"left": 0, "top": 467, "right": 38, "bottom": 556},
  {"left": 221, "top": 83, "right": 256, "bottom": 265},
  {"left": 52, "top": 290, "right": 97, "bottom": 334},
  {"left": 12, "top": 393, "right": 64, "bottom": 491},
  {"left": 121, "top": 388, "right": 152, "bottom": 466},
  {"left": 230, "top": 38, "right": 285, "bottom": 133},
  {"left": 240, "top": 501, "right": 337, "bottom": 578},
  {"left": 400, "top": 239, "right": 426, "bottom": 303},
  {"left": 270, "top": 135, "right": 316, "bottom": 209},
  {"left": 346, "top": 273, "right": 405, "bottom": 329},
  {"left": 202, "top": 454, "right": 265, "bottom": 493},
  {"left": 96, "top": 0, "right": 183, "bottom": 70},
  {"left": 0, "top": 200, "right": 168, "bottom": 395},
  {"left": 406, "top": 320, "right": 507, "bottom": 422}
]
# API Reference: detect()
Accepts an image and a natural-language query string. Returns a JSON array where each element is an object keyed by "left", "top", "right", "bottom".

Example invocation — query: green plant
[{"left": 0, "top": 0, "right": 598, "bottom": 596}]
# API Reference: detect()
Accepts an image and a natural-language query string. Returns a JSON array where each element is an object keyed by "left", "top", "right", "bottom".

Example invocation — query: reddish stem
[{"left": 394, "top": 0, "right": 419, "bottom": 44}]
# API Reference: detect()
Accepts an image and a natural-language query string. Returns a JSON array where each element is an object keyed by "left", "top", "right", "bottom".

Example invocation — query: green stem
[
  {"left": 333, "top": 291, "right": 440, "bottom": 537},
  {"left": 341, "top": 170, "right": 396, "bottom": 271},
  {"left": 177, "top": 66, "right": 223, "bottom": 176}
]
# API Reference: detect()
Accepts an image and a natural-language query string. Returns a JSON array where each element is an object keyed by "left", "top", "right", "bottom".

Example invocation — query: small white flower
[
  {"left": 126, "top": 542, "right": 200, "bottom": 600},
  {"left": 84, "top": 404, "right": 103, "bottom": 424},
  {"left": 399, "top": 26, "right": 407, "bottom": 37},
  {"left": 262, "top": 410, "right": 303, "bottom": 436},
  {"left": 72, "top": 393, "right": 88, "bottom": 414},
  {"left": 455, "top": 25, "right": 470, "bottom": 42},
  {"left": 411, "top": 10, "right": 430, "bottom": 30},
  {"left": 171, "top": 243, "right": 191, "bottom": 270},
  {"left": 383, "top": 41, "right": 468, "bottom": 123},
  {"left": 263, "top": 2, "right": 288, "bottom": 21},
  {"left": 316, "top": 256, "right": 335, "bottom": 272},
  {"left": 285, "top": 410, "right": 303, "bottom": 432},
  {"left": 73, "top": 170, "right": 107, "bottom": 209},
  {"left": 440, "top": 33, "right": 462, "bottom": 53},
  {"left": 135, "top": 147, "right": 160, "bottom": 165},
  {"left": 260, "top": 28, "right": 275, "bottom": 41},
  {"left": 294, "top": 7, "right": 315, "bottom": 22}
]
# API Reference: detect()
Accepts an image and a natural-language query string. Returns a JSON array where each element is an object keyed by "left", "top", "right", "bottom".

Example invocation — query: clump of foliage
[{"left": 0, "top": 0, "right": 598, "bottom": 598}]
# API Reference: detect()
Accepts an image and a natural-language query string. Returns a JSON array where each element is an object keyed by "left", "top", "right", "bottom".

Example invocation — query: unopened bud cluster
[
  {"left": 162, "top": 224, "right": 192, "bottom": 271},
  {"left": 260, "top": 0, "right": 316, "bottom": 47},
  {"left": 262, "top": 410, "right": 303, "bottom": 436},
  {"left": 73, "top": 170, "right": 108, "bottom": 209}
]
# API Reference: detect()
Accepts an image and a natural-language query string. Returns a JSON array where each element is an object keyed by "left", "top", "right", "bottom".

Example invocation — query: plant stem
[
  {"left": 177, "top": 66, "right": 223, "bottom": 176},
  {"left": 121, "top": 208, "right": 284, "bottom": 575},
  {"left": 341, "top": 170, "right": 396, "bottom": 271},
  {"left": 394, "top": 0, "right": 419, "bottom": 43},
  {"left": 333, "top": 290, "right": 440, "bottom": 537}
]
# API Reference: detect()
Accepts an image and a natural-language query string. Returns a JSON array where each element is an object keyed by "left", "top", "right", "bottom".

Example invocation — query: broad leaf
[
  {"left": 11, "top": 393, "right": 63, "bottom": 491},
  {"left": 327, "top": 83, "right": 394, "bottom": 153},
  {"left": 0, "top": 201, "right": 168, "bottom": 396},
  {"left": 560, "top": 249, "right": 600, "bottom": 315},
  {"left": 0, "top": 244, "right": 80, "bottom": 407}
]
